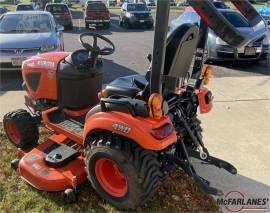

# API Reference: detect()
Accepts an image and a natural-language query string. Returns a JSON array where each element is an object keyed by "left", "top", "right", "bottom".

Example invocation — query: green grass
[{"left": 0, "top": 128, "right": 220, "bottom": 212}]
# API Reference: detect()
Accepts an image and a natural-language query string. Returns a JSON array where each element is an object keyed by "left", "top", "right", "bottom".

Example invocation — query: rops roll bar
[{"left": 187, "top": 0, "right": 268, "bottom": 48}]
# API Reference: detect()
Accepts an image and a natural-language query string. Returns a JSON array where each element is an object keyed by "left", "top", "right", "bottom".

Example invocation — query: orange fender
[{"left": 83, "top": 112, "right": 177, "bottom": 151}]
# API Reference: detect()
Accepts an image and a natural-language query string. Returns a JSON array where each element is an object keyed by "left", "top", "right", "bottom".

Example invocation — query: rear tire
[
  {"left": 3, "top": 109, "right": 39, "bottom": 150},
  {"left": 85, "top": 134, "right": 162, "bottom": 210}
]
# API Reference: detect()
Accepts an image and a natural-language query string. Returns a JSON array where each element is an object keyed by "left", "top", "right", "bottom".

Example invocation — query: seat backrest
[{"left": 163, "top": 23, "right": 199, "bottom": 94}]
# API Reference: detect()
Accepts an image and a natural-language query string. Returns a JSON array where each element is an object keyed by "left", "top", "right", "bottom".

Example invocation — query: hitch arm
[
  {"left": 165, "top": 140, "right": 223, "bottom": 196},
  {"left": 187, "top": 148, "right": 237, "bottom": 175}
]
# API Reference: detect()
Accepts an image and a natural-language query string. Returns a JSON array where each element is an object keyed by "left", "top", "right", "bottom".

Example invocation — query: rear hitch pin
[{"left": 198, "top": 146, "right": 208, "bottom": 160}]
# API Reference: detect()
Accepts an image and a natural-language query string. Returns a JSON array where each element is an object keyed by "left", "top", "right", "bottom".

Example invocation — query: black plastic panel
[
  {"left": 44, "top": 142, "right": 80, "bottom": 168},
  {"left": 26, "top": 72, "right": 41, "bottom": 92}
]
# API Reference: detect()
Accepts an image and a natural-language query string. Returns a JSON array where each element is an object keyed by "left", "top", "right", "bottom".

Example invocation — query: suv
[
  {"left": 84, "top": 1, "right": 110, "bottom": 29},
  {"left": 119, "top": 3, "right": 154, "bottom": 29},
  {"left": 45, "top": 3, "right": 73, "bottom": 30}
]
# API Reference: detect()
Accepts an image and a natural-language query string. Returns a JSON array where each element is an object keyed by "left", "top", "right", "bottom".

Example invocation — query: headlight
[
  {"left": 126, "top": 12, "right": 134, "bottom": 18},
  {"left": 216, "top": 37, "right": 228, "bottom": 45},
  {"left": 40, "top": 44, "right": 59, "bottom": 52}
]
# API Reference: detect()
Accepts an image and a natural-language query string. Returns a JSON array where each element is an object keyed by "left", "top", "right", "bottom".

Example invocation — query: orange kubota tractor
[{"left": 3, "top": 0, "right": 267, "bottom": 210}]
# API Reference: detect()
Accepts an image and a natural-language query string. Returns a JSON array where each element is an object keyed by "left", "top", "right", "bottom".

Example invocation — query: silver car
[
  {"left": 170, "top": 8, "right": 270, "bottom": 62},
  {"left": 0, "top": 11, "right": 64, "bottom": 71}
]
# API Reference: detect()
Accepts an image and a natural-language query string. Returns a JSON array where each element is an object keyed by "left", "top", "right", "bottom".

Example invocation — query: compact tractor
[{"left": 3, "top": 0, "right": 267, "bottom": 209}]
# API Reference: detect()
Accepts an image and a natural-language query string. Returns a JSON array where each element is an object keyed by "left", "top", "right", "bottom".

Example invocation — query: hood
[
  {"left": 0, "top": 32, "right": 57, "bottom": 49},
  {"left": 210, "top": 27, "right": 254, "bottom": 39}
]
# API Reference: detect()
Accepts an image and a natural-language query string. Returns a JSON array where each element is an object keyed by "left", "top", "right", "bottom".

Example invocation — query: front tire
[
  {"left": 85, "top": 134, "right": 162, "bottom": 210},
  {"left": 3, "top": 109, "right": 39, "bottom": 150}
]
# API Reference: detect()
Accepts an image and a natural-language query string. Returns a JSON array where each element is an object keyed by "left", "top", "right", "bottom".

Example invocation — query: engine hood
[{"left": 0, "top": 32, "right": 58, "bottom": 49}]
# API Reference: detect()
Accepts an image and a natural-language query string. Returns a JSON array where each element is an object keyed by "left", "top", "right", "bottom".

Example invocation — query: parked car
[
  {"left": 45, "top": 3, "right": 73, "bottom": 30},
  {"left": 84, "top": 1, "right": 110, "bottom": 29},
  {"left": 119, "top": 3, "right": 153, "bottom": 28},
  {"left": 106, "top": 0, "right": 116, "bottom": 7},
  {"left": 169, "top": 7, "right": 270, "bottom": 62},
  {"left": 0, "top": 11, "right": 64, "bottom": 71},
  {"left": 52, "top": 0, "right": 72, "bottom": 7},
  {"left": 0, "top": 7, "right": 8, "bottom": 15},
  {"left": 16, "top": 3, "right": 36, "bottom": 11},
  {"left": 145, "top": 0, "right": 155, "bottom": 6},
  {"left": 257, "top": 1, "right": 270, "bottom": 25}
]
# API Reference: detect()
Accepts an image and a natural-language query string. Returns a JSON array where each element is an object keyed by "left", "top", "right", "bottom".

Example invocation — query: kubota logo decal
[{"left": 112, "top": 123, "right": 131, "bottom": 133}]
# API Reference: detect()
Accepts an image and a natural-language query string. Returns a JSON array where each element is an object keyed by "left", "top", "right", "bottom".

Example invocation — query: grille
[
  {"left": 0, "top": 48, "right": 40, "bottom": 54},
  {"left": 238, "top": 53, "right": 260, "bottom": 59},
  {"left": 134, "top": 13, "right": 149, "bottom": 19},
  {"left": 0, "top": 63, "right": 21, "bottom": 69},
  {"left": 217, "top": 52, "right": 234, "bottom": 59}
]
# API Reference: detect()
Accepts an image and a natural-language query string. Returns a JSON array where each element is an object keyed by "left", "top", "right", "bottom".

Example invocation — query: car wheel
[
  {"left": 66, "top": 24, "right": 73, "bottom": 31},
  {"left": 104, "top": 23, "right": 110, "bottom": 29},
  {"left": 147, "top": 24, "right": 154, "bottom": 29},
  {"left": 123, "top": 19, "right": 130, "bottom": 29}
]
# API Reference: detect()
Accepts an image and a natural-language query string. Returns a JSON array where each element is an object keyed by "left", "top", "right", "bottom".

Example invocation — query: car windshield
[
  {"left": 17, "top": 5, "right": 33, "bottom": 11},
  {"left": 0, "top": 14, "right": 52, "bottom": 33},
  {"left": 127, "top": 4, "right": 147, "bottom": 11},
  {"left": 46, "top": 5, "right": 69, "bottom": 13},
  {"left": 221, "top": 11, "right": 250, "bottom": 27},
  {"left": 87, "top": 3, "right": 106, "bottom": 11}
]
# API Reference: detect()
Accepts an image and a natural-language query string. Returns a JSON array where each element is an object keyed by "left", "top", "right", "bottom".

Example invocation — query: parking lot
[{"left": 0, "top": 10, "right": 269, "bottom": 91}]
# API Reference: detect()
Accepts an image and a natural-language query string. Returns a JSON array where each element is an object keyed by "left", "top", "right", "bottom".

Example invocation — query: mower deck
[{"left": 17, "top": 134, "right": 87, "bottom": 192}]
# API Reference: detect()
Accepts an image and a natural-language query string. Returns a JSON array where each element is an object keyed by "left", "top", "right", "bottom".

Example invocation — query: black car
[{"left": 119, "top": 3, "right": 154, "bottom": 29}]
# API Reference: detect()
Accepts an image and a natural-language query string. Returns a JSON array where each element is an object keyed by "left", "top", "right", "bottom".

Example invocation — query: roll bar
[
  {"left": 150, "top": 0, "right": 268, "bottom": 95},
  {"left": 187, "top": 0, "right": 268, "bottom": 48}
]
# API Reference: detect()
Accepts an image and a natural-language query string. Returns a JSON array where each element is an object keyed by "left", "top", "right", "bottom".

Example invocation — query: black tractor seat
[{"left": 104, "top": 75, "right": 147, "bottom": 98}]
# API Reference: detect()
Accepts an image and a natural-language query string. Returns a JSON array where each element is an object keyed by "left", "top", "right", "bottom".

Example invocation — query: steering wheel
[{"left": 79, "top": 32, "right": 115, "bottom": 56}]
